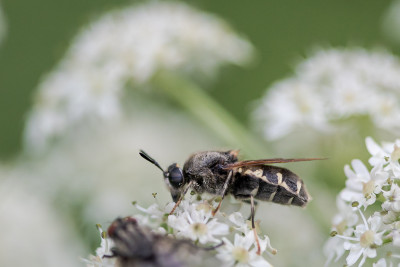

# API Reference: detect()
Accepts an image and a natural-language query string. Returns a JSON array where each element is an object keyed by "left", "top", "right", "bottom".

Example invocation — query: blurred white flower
[
  {"left": 0, "top": 177, "right": 82, "bottom": 267},
  {"left": 25, "top": 1, "right": 253, "bottom": 151},
  {"left": 254, "top": 79, "right": 329, "bottom": 140},
  {"left": 373, "top": 258, "right": 393, "bottom": 267},
  {"left": 393, "top": 230, "right": 400, "bottom": 247},
  {"left": 324, "top": 237, "right": 347, "bottom": 267},
  {"left": 254, "top": 48, "right": 400, "bottom": 140}
]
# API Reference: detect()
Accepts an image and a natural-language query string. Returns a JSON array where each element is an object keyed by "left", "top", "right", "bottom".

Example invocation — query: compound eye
[{"left": 168, "top": 165, "right": 184, "bottom": 187}]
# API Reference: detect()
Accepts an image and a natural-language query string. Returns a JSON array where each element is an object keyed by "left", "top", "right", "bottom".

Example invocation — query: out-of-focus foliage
[
  {"left": 0, "top": 2, "right": 6, "bottom": 45},
  {"left": 383, "top": 0, "right": 400, "bottom": 45}
]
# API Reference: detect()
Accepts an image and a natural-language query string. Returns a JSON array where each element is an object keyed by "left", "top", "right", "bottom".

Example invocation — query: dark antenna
[{"left": 139, "top": 150, "right": 165, "bottom": 173}]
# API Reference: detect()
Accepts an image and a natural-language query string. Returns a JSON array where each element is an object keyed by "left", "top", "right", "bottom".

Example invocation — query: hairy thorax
[{"left": 183, "top": 151, "right": 237, "bottom": 195}]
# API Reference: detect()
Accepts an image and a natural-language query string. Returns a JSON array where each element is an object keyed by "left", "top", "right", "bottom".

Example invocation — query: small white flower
[
  {"left": 332, "top": 197, "right": 359, "bottom": 233},
  {"left": 373, "top": 258, "right": 393, "bottom": 267},
  {"left": 324, "top": 237, "right": 347, "bottom": 267},
  {"left": 83, "top": 225, "right": 115, "bottom": 267},
  {"left": 366, "top": 137, "right": 400, "bottom": 178},
  {"left": 258, "top": 235, "right": 277, "bottom": 256},
  {"left": 382, "top": 184, "right": 400, "bottom": 212},
  {"left": 135, "top": 202, "right": 174, "bottom": 220},
  {"left": 168, "top": 203, "right": 229, "bottom": 244},
  {"left": 340, "top": 159, "right": 388, "bottom": 208},
  {"left": 393, "top": 230, "right": 400, "bottom": 247},
  {"left": 229, "top": 212, "right": 251, "bottom": 233},
  {"left": 366, "top": 137, "right": 392, "bottom": 167},
  {"left": 325, "top": 198, "right": 359, "bottom": 266},
  {"left": 216, "top": 232, "right": 273, "bottom": 267},
  {"left": 339, "top": 212, "right": 384, "bottom": 266},
  {"left": 382, "top": 211, "right": 400, "bottom": 225}
]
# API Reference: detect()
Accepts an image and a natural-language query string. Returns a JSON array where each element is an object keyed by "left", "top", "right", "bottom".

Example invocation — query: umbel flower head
[
  {"left": 325, "top": 137, "right": 400, "bottom": 267},
  {"left": 84, "top": 195, "right": 276, "bottom": 267},
  {"left": 25, "top": 1, "right": 253, "bottom": 151},
  {"left": 254, "top": 48, "right": 400, "bottom": 140}
]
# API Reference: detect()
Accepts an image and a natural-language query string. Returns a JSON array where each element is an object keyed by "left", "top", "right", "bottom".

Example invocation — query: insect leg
[
  {"left": 250, "top": 195, "right": 261, "bottom": 255},
  {"left": 242, "top": 199, "right": 259, "bottom": 220},
  {"left": 169, "top": 181, "right": 194, "bottom": 215},
  {"left": 212, "top": 170, "right": 233, "bottom": 216},
  {"left": 201, "top": 241, "right": 225, "bottom": 251}
]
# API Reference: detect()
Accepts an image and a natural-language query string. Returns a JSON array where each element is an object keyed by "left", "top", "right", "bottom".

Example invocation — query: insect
[
  {"left": 106, "top": 217, "right": 218, "bottom": 267},
  {"left": 139, "top": 150, "right": 323, "bottom": 254}
]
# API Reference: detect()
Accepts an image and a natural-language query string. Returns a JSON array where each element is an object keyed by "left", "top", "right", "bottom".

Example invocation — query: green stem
[{"left": 152, "top": 71, "right": 270, "bottom": 158}]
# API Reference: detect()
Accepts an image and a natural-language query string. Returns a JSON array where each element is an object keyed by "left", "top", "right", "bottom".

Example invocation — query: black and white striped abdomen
[{"left": 230, "top": 165, "right": 311, "bottom": 207}]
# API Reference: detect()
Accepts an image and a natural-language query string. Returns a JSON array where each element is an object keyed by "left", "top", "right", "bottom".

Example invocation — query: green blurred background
[{"left": 0, "top": 0, "right": 395, "bottom": 159}]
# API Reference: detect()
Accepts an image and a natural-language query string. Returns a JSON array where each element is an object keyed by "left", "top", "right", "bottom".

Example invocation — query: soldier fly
[
  {"left": 139, "top": 150, "right": 323, "bottom": 254},
  {"left": 105, "top": 217, "right": 218, "bottom": 267}
]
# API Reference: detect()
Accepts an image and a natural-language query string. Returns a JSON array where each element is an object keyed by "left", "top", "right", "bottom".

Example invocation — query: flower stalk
[{"left": 153, "top": 71, "right": 269, "bottom": 158}]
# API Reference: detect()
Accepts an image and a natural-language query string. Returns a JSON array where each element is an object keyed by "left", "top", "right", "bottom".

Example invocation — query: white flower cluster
[
  {"left": 325, "top": 137, "right": 400, "bottom": 267},
  {"left": 25, "top": 1, "right": 253, "bottom": 151},
  {"left": 254, "top": 49, "right": 400, "bottom": 140},
  {"left": 85, "top": 196, "right": 276, "bottom": 267},
  {"left": 0, "top": 178, "right": 82, "bottom": 267}
]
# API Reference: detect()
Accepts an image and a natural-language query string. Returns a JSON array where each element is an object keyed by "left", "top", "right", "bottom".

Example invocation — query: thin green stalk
[{"left": 152, "top": 71, "right": 269, "bottom": 158}]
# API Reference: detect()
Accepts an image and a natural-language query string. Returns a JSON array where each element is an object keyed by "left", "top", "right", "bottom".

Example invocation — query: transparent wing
[{"left": 222, "top": 158, "right": 326, "bottom": 169}]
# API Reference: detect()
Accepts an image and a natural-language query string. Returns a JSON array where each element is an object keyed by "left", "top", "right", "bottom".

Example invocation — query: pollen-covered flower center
[
  {"left": 362, "top": 180, "right": 375, "bottom": 197},
  {"left": 232, "top": 247, "right": 249, "bottom": 263},
  {"left": 191, "top": 223, "right": 208, "bottom": 236},
  {"left": 196, "top": 203, "right": 212, "bottom": 213},
  {"left": 344, "top": 92, "right": 355, "bottom": 103},
  {"left": 360, "top": 230, "right": 375, "bottom": 248},
  {"left": 335, "top": 220, "right": 347, "bottom": 235},
  {"left": 392, "top": 145, "right": 400, "bottom": 162}
]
